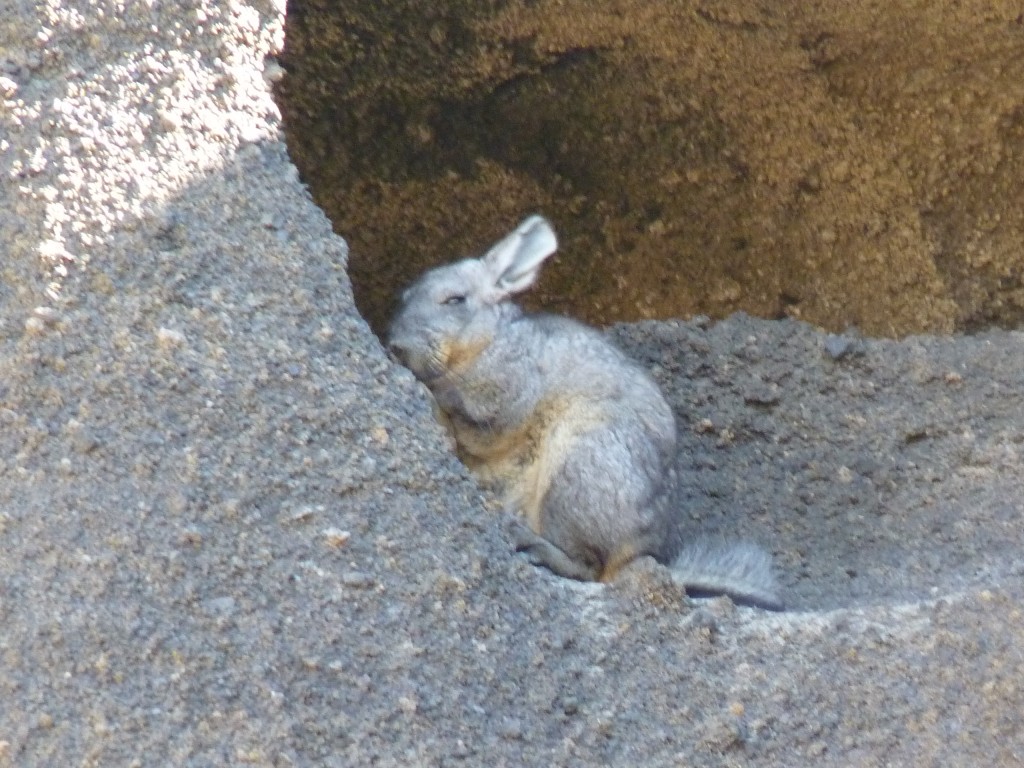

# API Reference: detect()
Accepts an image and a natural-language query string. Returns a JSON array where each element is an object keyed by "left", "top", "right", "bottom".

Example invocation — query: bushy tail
[{"left": 670, "top": 539, "right": 783, "bottom": 611}]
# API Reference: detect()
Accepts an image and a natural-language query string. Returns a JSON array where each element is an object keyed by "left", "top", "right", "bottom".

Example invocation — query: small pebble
[
  {"left": 24, "top": 316, "right": 46, "bottom": 335},
  {"left": 322, "top": 528, "right": 351, "bottom": 548},
  {"left": 743, "top": 384, "right": 780, "bottom": 406},
  {"left": 497, "top": 718, "right": 523, "bottom": 740},
  {"left": 824, "top": 334, "right": 854, "bottom": 360},
  {"left": 33, "top": 306, "right": 60, "bottom": 325},
  {"left": 71, "top": 429, "right": 100, "bottom": 454},
  {"left": 340, "top": 571, "right": 374, "bottom": 588},
  {"left": 206, "top": 596, "right": 236, "bottom": 616},
  {"left": 156, "top": 327, "right": 186, "bottom": 349},
  {"left": 280, "top": 506, "right": 315, "bottom": 525}
]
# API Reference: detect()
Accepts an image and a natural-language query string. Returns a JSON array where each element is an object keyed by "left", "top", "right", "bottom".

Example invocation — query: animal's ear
[{"left": 480, "top": 215, "right": 558, "bottom": 299}]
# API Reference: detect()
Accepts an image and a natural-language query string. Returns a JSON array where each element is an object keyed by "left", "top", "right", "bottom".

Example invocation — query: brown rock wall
[{"left": 279, "top": 0, "right": 1024, "bottom": 336}]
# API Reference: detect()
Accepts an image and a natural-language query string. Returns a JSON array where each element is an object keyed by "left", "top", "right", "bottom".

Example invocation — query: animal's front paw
[
  {"left": 509, "top": 522, "right": 599, "bottom": 581},
  {"left": 510, "top": 521, "right": 546, "bottom": 560}
]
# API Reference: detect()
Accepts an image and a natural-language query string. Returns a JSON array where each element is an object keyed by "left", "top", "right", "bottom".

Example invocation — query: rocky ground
[{"left": 2, "top": 1, "right": 1024, "bottom": 766}]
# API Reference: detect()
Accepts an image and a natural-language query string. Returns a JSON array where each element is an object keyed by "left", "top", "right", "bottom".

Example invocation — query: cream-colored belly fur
[{"left": 450, "top": 395, "right": 608, "bottom": 534}]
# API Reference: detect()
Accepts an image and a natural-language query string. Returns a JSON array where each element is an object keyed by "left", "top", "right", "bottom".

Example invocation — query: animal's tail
[{"left": 669, "top": 539, "right": 784, "bottom": 611}]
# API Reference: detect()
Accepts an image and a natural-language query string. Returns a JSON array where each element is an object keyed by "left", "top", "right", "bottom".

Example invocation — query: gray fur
[
  {"left": 388, "top": 215, "right": 782, "bottom": 610},
  {"left": 668, "top": 539, "right": 781, "bottom": 611}
]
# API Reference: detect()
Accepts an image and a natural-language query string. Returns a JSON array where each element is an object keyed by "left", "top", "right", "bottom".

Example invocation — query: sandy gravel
[{"left": 2, "top": 1, "right": 1023, "bottom": 766}]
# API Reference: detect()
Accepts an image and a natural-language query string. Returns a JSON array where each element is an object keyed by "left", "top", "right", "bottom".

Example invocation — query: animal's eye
[{"left": 441, "top": 294, "right": 466, "bottom": 306}]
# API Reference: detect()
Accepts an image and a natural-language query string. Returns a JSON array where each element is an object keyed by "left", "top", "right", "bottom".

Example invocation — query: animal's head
[{"left": 387, "top": 215, "right": 558, "bottom": 383}]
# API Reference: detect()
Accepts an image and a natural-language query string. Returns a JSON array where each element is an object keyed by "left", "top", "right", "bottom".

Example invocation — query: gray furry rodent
[{"left": 388, "top": 215, "right": 782, "bottom": 610}]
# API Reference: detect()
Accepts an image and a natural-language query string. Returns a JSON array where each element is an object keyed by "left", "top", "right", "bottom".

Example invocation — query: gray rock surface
[{"left": 2, "top": 1, "right": 1023, "bottom": 765}]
